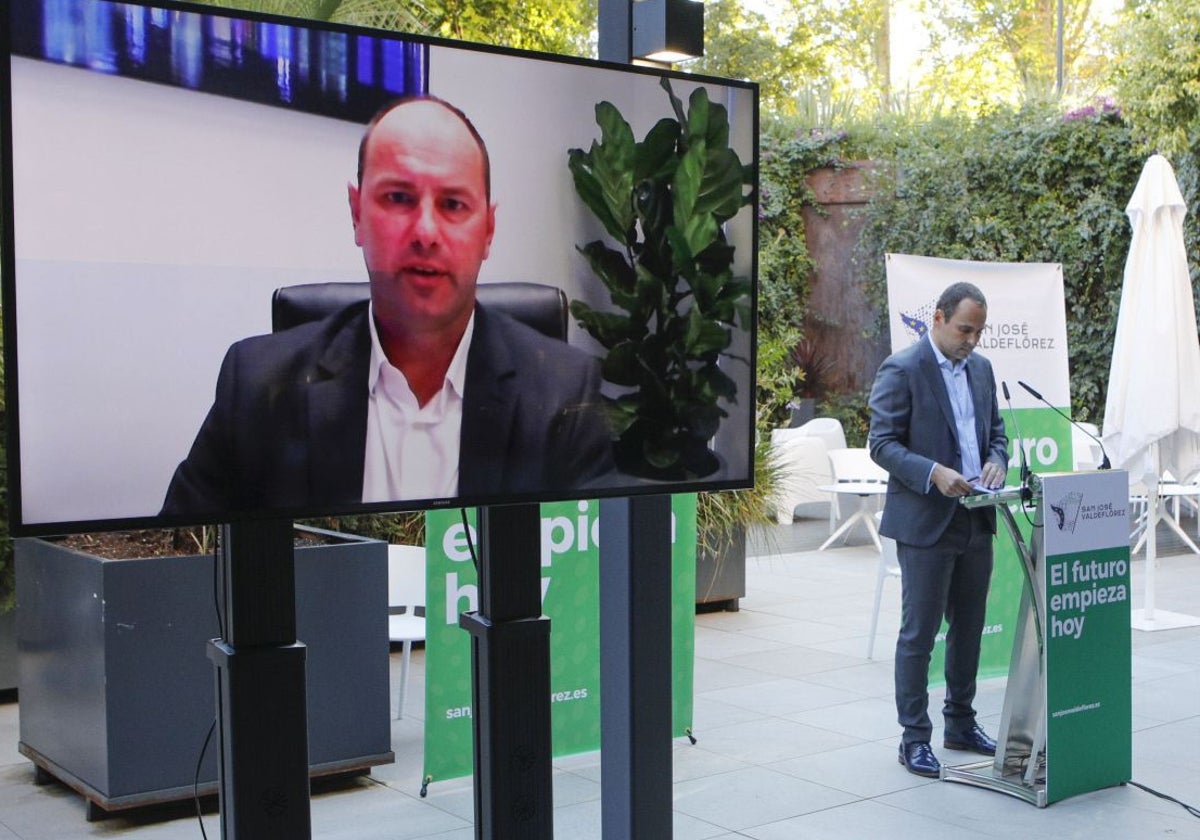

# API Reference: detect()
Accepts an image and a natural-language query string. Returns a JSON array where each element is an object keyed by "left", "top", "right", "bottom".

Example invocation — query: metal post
[
  {"left": 1056, "top": 0, "right": 1064, "bottom": 96},
  {"left": 459, "top": 503, "right": 554, "bottom": 839},
  {"left": 595, "top": 8, "right": 681, "bottom": 837},
  {"left": 599, "top": 495, "right": 674, "bottom": 839},
  {"left": 598, "top": 0, "right": 632, "bottom": 63},
  {"left": 209, "top": 518, "right": 311, "bottom": 839}
]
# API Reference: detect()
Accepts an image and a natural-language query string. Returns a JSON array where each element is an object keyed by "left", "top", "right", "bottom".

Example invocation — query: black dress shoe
[
  {"left": 944, "top": 723, "right": 996, "bottom": 756},
  {"left": 898, "top": 741, "right": 941, "bottom": 777}
]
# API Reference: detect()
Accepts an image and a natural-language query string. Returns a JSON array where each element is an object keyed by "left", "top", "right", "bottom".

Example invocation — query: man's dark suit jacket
[
  {"left": 867, "top": 336, "right": 1008, "bottom": 548},
  {"left": 161, "top": 301, "right": 613, "bottom": 517}
]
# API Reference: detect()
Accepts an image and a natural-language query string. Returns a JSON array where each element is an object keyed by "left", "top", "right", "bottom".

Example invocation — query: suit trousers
[{"left": 894, "top": 505, "right": 994, "bottom": 745}]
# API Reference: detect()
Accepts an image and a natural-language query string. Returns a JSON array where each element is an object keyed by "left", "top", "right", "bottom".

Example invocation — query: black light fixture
[{"left": 632, "top": 0, "right": 704, "bottom": 64}]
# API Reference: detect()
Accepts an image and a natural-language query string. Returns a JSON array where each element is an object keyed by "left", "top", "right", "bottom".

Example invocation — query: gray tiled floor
[{"left": 1, "top": 513, "right": 1198, "bottom": 838}]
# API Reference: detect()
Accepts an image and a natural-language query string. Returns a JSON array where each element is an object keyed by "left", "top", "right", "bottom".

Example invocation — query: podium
[{"left": 947, "top": 470, "right": 1132, "bottom": 806}]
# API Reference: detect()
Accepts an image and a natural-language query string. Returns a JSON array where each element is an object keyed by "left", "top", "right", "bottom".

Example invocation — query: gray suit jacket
[
  {"left": 867, "top": 336, "right": 1008, "bottom": 548},
  {"left": 161, "top": 301, "right": 613, "bottom": 518}
]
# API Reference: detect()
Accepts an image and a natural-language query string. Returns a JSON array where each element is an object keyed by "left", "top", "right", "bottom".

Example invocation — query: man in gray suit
[{"left": 868, "top": 281, "right": 1008, "bottom": 777}]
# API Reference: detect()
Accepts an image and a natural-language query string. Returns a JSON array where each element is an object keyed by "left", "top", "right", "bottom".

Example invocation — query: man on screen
[{"left": 162, "top": 95, "right": 613, "bottom": 516}]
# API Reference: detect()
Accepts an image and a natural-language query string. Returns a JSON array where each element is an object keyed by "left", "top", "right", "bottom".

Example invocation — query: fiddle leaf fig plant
[{"left": 568, "top": 77, "right": 754, "bottom": 479}]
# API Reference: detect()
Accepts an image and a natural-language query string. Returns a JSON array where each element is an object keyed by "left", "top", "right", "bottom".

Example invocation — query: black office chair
[{"left": 271, "top": 281, "right": 569, "bottom": 340}]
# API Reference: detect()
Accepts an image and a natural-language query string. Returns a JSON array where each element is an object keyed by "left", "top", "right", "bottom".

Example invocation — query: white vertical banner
[
  {"left": 883, "top": 253, "right": 1071, "bottom": 680},
  {"left": 885, "top": 254, "right": 1069, "bottom": 406}
]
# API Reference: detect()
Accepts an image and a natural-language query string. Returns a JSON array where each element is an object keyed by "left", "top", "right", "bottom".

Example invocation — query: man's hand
[
  {"left": 978, "top": 460, "right": 1006, "bottom": 490},
  {"left": 931, "top": 464, "right": 974, "bottom": 498}
]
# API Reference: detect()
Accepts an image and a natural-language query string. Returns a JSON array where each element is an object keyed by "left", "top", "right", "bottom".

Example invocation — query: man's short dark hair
[
  {"left": 356, "top": 94, "right": 492, "bottom": 201},
  {"left": 936, "top": 282, "right": 987, "bottom": 318}
]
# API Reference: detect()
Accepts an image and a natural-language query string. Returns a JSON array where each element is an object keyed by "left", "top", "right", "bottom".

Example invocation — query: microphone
[
  {"left": 1001, "top": 381, "right": 1032, "bottom": 502},
  {"left": 1017, "top": 381, "right": 1111, "bottom": 470}
]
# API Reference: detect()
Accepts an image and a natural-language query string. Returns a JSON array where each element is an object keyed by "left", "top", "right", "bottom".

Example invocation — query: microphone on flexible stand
[
  {"left": 1016, "top": 380, "right": 1111, "bottom": 470},
  {"left": 1001, "top": 381, "right": 1033, "bottom": 502}
]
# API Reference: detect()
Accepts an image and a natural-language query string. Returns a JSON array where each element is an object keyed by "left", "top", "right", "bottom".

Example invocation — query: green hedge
[{"left": 757, "top": 104, "right": 1200, "bottom": 431}]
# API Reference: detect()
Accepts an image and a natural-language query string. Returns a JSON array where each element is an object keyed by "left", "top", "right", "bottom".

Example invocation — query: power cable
[
  {"left": 1127, "top": 780, "right": 1200, "bottom": 819},
  {"left": 460, "top": 508, "right": 479, "bottom": 573}
]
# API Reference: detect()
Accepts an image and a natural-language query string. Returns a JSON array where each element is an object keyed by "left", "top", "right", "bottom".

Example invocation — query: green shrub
[{"left": 857, "top": 104, "right": 1152, "bottom": 421}]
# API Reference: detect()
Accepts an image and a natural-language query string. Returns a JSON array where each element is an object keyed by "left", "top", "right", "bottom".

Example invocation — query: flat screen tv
[{"left": 1, "top": 0, "right": 758, "bottom": 535}]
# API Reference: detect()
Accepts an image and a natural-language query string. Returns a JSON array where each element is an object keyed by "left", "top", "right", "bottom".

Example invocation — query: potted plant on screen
[{"left": 568, "top": 77, "right": 755, "bottom": 480}]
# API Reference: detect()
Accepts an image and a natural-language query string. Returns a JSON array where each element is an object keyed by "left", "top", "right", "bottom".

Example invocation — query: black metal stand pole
[
  {"left": 208, "top": 518, "right": 311, "bottom": 839},
  {"left": 599, "top": 494, "right": 674, "bottom": 839},
  {"left": 459, "top": 503, "right": 554, "bottom": 839},
  {"left": 595, "top": 7, "right": 678, "bottom": 836},
  {"left": 597, "top": 0, "right": 632, "bottom": 63}
]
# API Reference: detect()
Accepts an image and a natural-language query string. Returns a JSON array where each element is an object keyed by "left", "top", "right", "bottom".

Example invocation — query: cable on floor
[{"left": 1126, "top": 780, "right": 1200, "bottom": 818}]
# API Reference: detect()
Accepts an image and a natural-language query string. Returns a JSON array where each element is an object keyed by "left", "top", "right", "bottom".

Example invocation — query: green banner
[
  {"left": 1041, "top": 471, "right": 1132, "bottom": 803},
  {"left": 422, "top": 495, "right": 697, "bottom": 783}
]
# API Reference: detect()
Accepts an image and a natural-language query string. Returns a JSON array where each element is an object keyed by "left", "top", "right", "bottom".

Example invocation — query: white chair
[
  {"left": 387, "top": 544, "right": 427, "bottom": 720},
  {"left": 769, "top": 429, "right": 832, "bottom": 523},
  {"left": 868, "top": 511, "right": 901, "bottom": 659},
  {"left": 1129, "top": 480, "right": 1150, "bottom": 550},
  {"left": 796, "top": 418, "right": 848, "bottom": 526},
  {"left": 1131, "top": 474, "right": 1200, "bottom": 556},
  {"left": 1163, "top": 470, "right": 1200, "bottom": 538},
  {"left": 828, "top": 446, "right": 887, "bottom": 484},
  {"left": 793, "top": 417, "right": 847, "bottom": 453},
  {"left": 820, "top": 448, "right": 889, "bottom": 550}
]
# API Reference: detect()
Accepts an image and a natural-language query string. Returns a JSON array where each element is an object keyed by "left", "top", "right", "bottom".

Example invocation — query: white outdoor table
[{"left": 818, "top": 482, "right": 887, "bottom": 551}]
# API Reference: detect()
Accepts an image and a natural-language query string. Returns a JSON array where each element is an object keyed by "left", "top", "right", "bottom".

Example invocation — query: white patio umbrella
[{"left": 1102, "top": 154, "right": 1200, "bottom": 631}]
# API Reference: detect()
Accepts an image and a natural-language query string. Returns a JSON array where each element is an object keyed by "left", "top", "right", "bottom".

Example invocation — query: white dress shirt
[
  {"left": 361, "top": 304, "right": 474, "bottom": 502},
  {"left": 928, "top": 334, "right": 983, "bottom": 488}
]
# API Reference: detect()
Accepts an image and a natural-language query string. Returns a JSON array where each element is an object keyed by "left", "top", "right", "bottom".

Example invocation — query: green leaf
[
  {"left": 567, "top": 102, "right": 638, "bottom": 244},
  {"left": 683, "top": 306, "right": 732, "bottom": 356},
  {"left": 695, "top": 148, "right": 748, "bottom": 222},
  {"left": 674, "top": 213, "right": 719, "bottom": 263},
  {"left": 697, "top": 364, "right": 738, "bottom": 403},
  {"left": 633, "top": 262, "right": 671, "bottom": 313},
  {"left": 701, "top": 99, "right": 730, "bottom": 150},
  {"left": 672, "top": 140, "right": 705, "bottom": 229},
  {"left": 683, "top": 401, "right": 723, "bottom": 440},
  {"left": 576, "top": 241, "right": 637, "bottom": 303},
  {"left": 606, "top": 395, "right": 641, "bottom": 436},
  {"left": 569, "top": 301, "right": 640, "bottom": 349},
  {"left": 660, "top": 76, "right": 687, "bottom": 133},
  {"left": 665, "top": 225, "right": 695, "bottom": 276},
  {"left": 636, "top": 118, "right": 681, "bottom": 181},
  {"left": 567, "top": 148, "right": 622, "bottom": 241},
  {"left": 686, "top": 86, "right": 711, "bottom": 143},
  {"left": 600, "top": 340, "right": 644, "bottom": 387}
]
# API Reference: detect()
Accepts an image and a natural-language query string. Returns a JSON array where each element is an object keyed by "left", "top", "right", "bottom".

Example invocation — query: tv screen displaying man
[{"left": 161, "top": 96, "right": 614, "bottom": 516}]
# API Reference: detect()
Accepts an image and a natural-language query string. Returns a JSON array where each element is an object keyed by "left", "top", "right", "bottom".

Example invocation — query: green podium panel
[{"left": 946, "top": 470, "right": 1131, "bottom": 806}]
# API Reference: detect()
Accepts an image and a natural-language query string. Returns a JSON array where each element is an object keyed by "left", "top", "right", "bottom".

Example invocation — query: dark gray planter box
[
  {"left": 0, "top": 605, "right": 16, "bottom": 693},
  {"left": 695, "top": 525, "right": 745, "bottom": 612},
  {"left": 14, "top": 526, "right": 393, "bottom": 818}
]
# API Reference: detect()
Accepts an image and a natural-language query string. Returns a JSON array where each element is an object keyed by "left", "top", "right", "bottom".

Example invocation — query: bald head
[{"left": 356, "top": 95, "right": 491, "bottom": 202}]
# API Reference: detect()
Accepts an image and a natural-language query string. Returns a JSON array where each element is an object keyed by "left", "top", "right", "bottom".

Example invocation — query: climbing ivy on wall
[{"left": 855, "top": 104, "right": 1200, "bottom": 422}]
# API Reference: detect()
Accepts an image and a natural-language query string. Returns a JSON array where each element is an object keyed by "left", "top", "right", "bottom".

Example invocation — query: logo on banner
[
  {"left": 1050, "top": 491, "right": 1084, "bottom": 532},
  {"left": 899, "top": 301, "right": 936, "bottom": 343}
]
